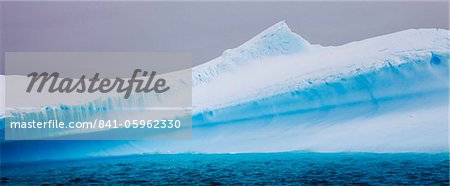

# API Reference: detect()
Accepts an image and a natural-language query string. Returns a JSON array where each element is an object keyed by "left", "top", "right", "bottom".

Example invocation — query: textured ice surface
[{"left": 1, "top": 21, "right": 449, "bottom": 163}]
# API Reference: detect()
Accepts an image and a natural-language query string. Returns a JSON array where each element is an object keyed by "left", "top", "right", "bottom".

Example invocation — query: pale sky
[{"left": 1, "top": 1, "right": 449, "bottom": 73}]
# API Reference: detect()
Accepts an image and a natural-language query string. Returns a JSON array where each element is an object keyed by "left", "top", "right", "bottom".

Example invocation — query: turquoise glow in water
[{"left": 2, "top": 152, "right": 449, "bottom": 185}]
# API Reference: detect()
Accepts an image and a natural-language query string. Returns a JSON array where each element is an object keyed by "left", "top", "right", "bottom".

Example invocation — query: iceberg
[{"left": 1, "top": 21, "right": 449, "bottom": 163}]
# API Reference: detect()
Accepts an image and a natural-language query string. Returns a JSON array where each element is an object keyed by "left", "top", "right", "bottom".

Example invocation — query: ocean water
[{"left": 1, "top": 153, "right": 449, "bottom": 185}]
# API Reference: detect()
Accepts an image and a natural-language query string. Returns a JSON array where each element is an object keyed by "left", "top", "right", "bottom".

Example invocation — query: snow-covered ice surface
[{"left": 1, "top": 21, "right": 449, "bottom": 163}]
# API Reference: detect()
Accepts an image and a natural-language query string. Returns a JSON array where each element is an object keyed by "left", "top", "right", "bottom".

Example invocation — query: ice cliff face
[
  {"left": 192, "top": 25, "right": 449, "bottom": 115},
  {"left": 1, "top": 22, "right": 449, "bottom": 163}
]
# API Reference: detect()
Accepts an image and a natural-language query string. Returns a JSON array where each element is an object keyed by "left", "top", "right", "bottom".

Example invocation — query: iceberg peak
[
  {"left": 245, "top": 20, "right": 310, "bottom": 50},
  {"left": 223, "top": 20, "right": 310, "bottom": 58},
  {"left": 193, "top": 21, "right": 309, "bottom": 85}
]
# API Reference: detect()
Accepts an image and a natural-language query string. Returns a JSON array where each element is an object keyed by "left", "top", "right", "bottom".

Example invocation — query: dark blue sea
[{"left": 1, "top": 152, "right": 449, "bottom": 185}]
